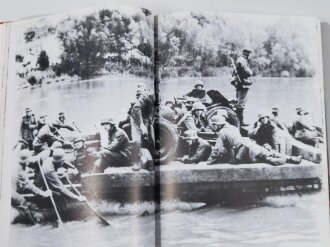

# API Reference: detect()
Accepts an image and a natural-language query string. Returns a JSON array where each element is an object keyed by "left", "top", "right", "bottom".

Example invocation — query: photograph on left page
[{"left": 1, "top": 6, "right": 156, "bottom": 247}]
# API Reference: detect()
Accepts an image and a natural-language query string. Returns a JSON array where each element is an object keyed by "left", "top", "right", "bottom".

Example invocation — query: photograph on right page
[{"left": 156, "top": 12, "right": 329, "bottom": 246}]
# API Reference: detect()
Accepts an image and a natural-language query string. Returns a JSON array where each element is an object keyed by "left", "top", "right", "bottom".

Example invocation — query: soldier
[
  {"left": 93, "top": 117, "right": 132, "bottom": 173},
  {"left": 36, "top": 114, "right": 47, "bottom": 131},
  {"left": 178, "top": 130, "right": 211, "bottom": 164},
  {"left": 42, "top": 148, "right": 86, "bottom": 202},
  {"left": 183, "top": 80, "right": 207, "bottom": 102},
  {"left": 292, "top": 107, "right": 323, "bottom": 147},
  {"left": 182, "top": 102, "right": 207, "bottom": 132},
  {"left": 12, "top": 149, "right": 52, "bottom": 222},
  {"left": 53, "top": 111, "right": 75, "bottom": 131},
  {"left": 206, "top": 115, "right": 302, "bottom": 166},
  {"left": 73, "top": 137, "right": 98, "bottom": 173},
  {"left": 20, "top": 107, "right": 38, "bottom": 150},
  {"left": 131, "top": 86, "right": 155, "bottom": 171},
  {"left": 249, "top": 112, "right": 278, "bottom": 150},
  {"left": 32, "top": 122, "right": 71, "bottom": 153},
  {"left": 160, "top": 99, "right": 183, "bottom": 123},
  {"left": 230, "top": 49, "right": 253, "bottom": 126},
  {"left": 270, "top": 106, "right": 289, "bottom": 132}
]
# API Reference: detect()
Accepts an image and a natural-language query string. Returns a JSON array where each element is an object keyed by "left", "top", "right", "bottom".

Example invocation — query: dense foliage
[{"left": 158, "top": 12, "right": 318, "bottom": 78}]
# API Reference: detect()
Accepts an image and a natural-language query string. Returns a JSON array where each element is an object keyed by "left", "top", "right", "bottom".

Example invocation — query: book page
[
  {"left": 156, "top": 11, "right": 329, "bottom": 246},
  {"left": 0, "top": 6, "right": 156, "bottom": 247}
]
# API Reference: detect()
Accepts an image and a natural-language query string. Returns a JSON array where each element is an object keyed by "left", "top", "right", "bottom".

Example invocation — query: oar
[
  {"left": 37, "top": 159, "right": 64, "bottom": 226},
  {"left": 72, "top": 121, "right": 82, "bottom": 133},
  {"left": 66, "top": 177, "right": 110, "bottom": 226}
]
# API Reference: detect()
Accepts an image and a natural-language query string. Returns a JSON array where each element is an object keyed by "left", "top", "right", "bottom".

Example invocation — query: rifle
[{"left": 229, "top": 56, "right": 243, "bottom": 86}]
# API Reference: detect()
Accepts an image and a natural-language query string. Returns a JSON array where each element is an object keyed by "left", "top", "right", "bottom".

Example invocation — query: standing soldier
[
  {"left": 183, "top": 80, "right": 207, "bottom": 102},
  {"left": 178, "top": 130, "right": 211, "bottom": 164},
  {"left": 206, "top": 115, "right": 301, "bottom": 166},
  {"left": 230, "top": 49, "right": 253, "bottom": 126},
  {"left": 93, "top": 117, "right": 132, "bottom": 173},
  {"left": 131, "top": 86, "right": 155, "bottom": 171},
  {"left": 20, "top": 107, "right": 38, "bottom": 150}
]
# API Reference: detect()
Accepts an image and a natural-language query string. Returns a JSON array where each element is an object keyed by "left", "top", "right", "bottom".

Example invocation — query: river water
[{"left": 9, "top": 76, "right": 329, "bottom": 246}]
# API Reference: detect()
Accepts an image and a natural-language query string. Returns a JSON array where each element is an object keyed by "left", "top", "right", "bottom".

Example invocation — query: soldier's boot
[
  {"left": 264, "top": 156, "right": 286, "bottom": 166},
  {"left": 236, "top": 108, "right": 249, "bottom": 127},
  {"left": 286, "top": 155, "right": 302, "bottom": 165}
]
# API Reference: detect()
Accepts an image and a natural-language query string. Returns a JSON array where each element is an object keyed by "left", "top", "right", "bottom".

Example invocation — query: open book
[{"left": 0, "top": 6, "right": 329, "bottom": 247}]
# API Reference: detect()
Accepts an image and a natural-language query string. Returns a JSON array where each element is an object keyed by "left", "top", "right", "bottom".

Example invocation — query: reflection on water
[{"left": 10, "top": 194, "right": 329, "bottom": 247}]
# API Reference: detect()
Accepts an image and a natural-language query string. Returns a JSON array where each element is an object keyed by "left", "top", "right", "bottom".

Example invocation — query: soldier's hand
[
  {"left": 141, "top": 124, "right": 148, "bottom": 136},
  {"left": 77, "top": 195, "right": 87, "bottom": 202},
  {"left": 199, "top": 161, "right": 207, "bottom": 166},
  {"left": 40, "top": 190, "right": 52, "bottom": 198}
]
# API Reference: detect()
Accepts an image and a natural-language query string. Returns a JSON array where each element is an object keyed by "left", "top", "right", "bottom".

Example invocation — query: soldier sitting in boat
[
  {"left": 53, "top": 111, "right": 75, "bottom": 131},
  {"left": 20, "top": 107, "right": 38, "bottom": 150},
  {"left": 93, "top": 117, "right": 132, "bottom": 173},
  {"left": 183, "top": 80, "right": 207, "bottom": 103},
  {"left": 42, "top": 148, "right": 86, "bottom": 202},
  {"left": 73, "top": 137, "right": 98, "bottom": 174},
  {"left": 160, "top": 98, "right": 183, "bottom": 123},
  {"left": 182, "top": 102, "right": 208, "bottom": 132},
  {"left": 205, "top": 115, "right": 302, "bottom": 166},
  {"left": 12, "top": 149, "right": 52, "bottom": 223},
  {"left": 270, "top": 106, "right": 289, "bottom": 132},
  {"left": 177, "top": 130, "right": 211, "bottom": 164},
  {"left": 249, "top": 112, "right": 279, "bottom": 151},
  {"left": 292, "top": 107, "right": 323, "bottom": 147},
  {"left": 33, "top": 120, "right": 72, "bottom": 153}
]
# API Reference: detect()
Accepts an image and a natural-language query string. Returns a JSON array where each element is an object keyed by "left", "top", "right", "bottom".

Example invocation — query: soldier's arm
[
  {"left": 45, "top": 170, "right": 79, "bottom": 200},
  {"left": 207, "top": 135, "right": 226, "bottom": 164},
  {"left": 105, "top": 131, "right": 126, "bottom": 152},
  {"left": 183, "top": 116, "right": 198, "bottom": 131},
  {"left": 248, "top": 123, "right": 259, "bottom": 138}
]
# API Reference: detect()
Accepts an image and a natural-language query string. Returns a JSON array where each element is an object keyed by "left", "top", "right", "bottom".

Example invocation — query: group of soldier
[
  {"left": 12, "top": 83, "right": 155, "bottom": 220},
  {"left": 161, "top": 48, "right": 323, "bottom": 166}
]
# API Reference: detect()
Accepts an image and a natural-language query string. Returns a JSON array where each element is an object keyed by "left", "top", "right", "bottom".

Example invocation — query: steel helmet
[
  {"left": 52, "top": 148, "right": 65, "bottom": 163},
  {"left": 296, "top": 106, "right": 304, "bottom": 113},
  {"left": 182, "top": 130, "right": 198, "bottom": 140},
  {"left": 194, "top": 80, "right": 204, "bottom": 88},
  {"left": 191, "top": 102, "right": 206, "bottom": 112},
  {"left": 272, "top": 105, "right": 280, "bottom": 113},
  {"left": 50, "top": 141, "right": 63, "bottom": 150},
  {"left": 242, "top": 48, "right": 252, "bottom": 55},
  {"left": 101, "top": 117, "right": 116, "bottom": 125},
  {"left": 210, "top": 115, "right": 226, "bottom": 125},
  {"left": 73, "top": 136, "right": 86, "bottom": 143},
  {"left": 257, "top": 112, "right": 269, "bottom": 120},
  {"left": 19, "top": 149, "right": 31, "bottom": 163}
]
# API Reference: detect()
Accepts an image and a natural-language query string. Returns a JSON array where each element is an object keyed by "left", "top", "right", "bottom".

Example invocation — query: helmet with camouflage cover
[
  {"left": 19, "top": 149, "right": 31, "bottom": 163},
  {"left": 194, "top": 80, "right": 204, "bottom": 88},
  {"left": 101, "top": 117, "right": 116, "bottom": 126},
  {"left": 52, "top": 148, "right": 65, "bottom": 163},
  {"left": 257, "top": 112, "right": 269, "bottom": 120},
  {"left": 210, "top": 115, "right": 226, "bottom": 125},
  {"left": 191, "top": 102, "right": 206, "bottom": 112}
]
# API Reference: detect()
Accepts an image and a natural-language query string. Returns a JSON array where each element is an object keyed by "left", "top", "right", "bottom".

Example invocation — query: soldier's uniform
[
  {"left": 180, "top": 130, "right": 211, "bottom": 164},
  {"left": 249, "top": 113, "right": 278, "bottom": 150},
  {"left": 131, "top": 89, "right": 155, "bottom": 170},
  {"left": 98, "top": 125, "right": 132, "bottom": 171},
  {"left": 270, "top": 106, "right": 288, "bottom": 132},
  {"left": 184, "top": 80, "right": 207, "bottom": 102},
  {"left": 207, "top": 116, "right": 301, "bottom": 166},
  {"left": 292, "top": 107, "right": 323, "bottom": 147},
  {"left": 33, "top": 124, "right": 63, "bottom": 153},
  {"left": 182, "top": 102, "right": 207, "bottom": 132},
  {"left": 20, "top": 109, "right": 38, "bottom": 150},
  {"left": 42, "top": 149, "right": 82, "bottom": 201},
  {"left": 231, "top": 49, "right": 253, "bottom": 126}
]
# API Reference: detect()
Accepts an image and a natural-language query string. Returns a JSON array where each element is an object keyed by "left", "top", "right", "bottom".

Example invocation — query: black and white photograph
[
  {"left": 157, "top": 11, "right": 329, "bottom": 246},
  {"left": 1, "top": 6, "right": 157, "bottom": 247},
  {"left": 0, "top": 4, "right": 329, "bottom": 247}
]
